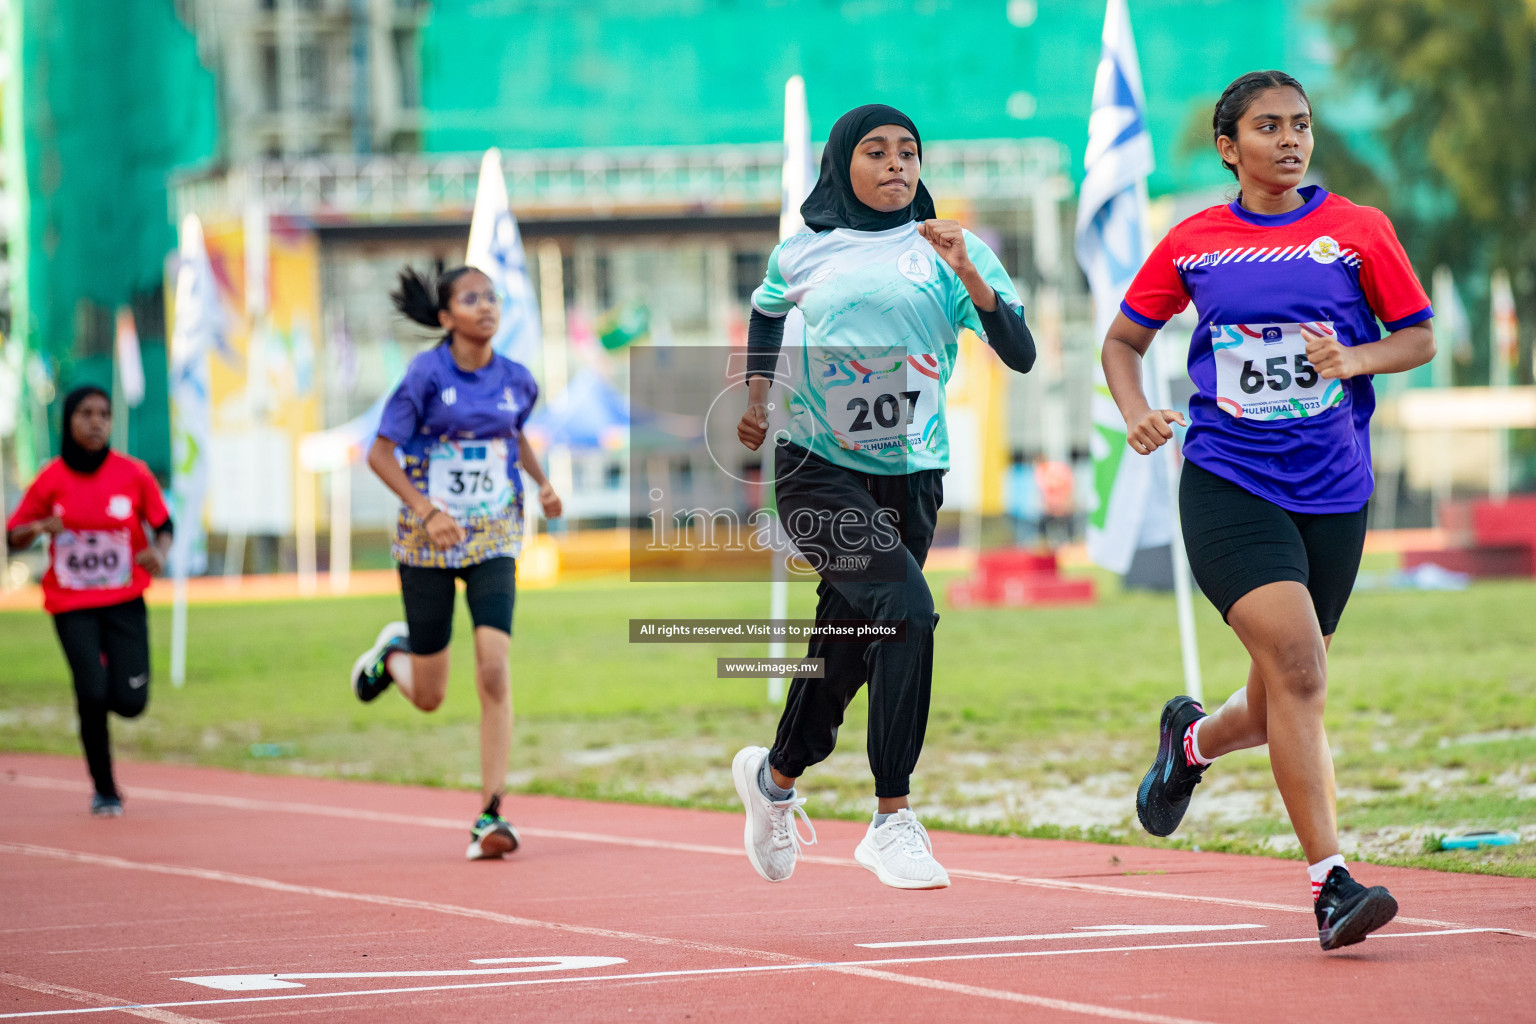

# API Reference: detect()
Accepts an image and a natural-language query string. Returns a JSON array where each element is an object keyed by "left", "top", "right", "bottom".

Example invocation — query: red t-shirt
[{"left": 7, "top": 452, "right": 171, "bottom": 614}]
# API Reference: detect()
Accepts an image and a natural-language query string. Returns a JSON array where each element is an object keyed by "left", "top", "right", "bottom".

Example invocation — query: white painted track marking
[
  {"left": 176, "top": 956, "right": 628, "bottom": 991},
  {"left": 859, "top": 923, "right": 1263, "bottom": 948},
  {"left": 0, "top": 931, "right": 1500, "bottom": 1021}
]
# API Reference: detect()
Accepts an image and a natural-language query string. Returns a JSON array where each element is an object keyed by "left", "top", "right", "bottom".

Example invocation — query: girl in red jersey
[
  {"left": 7, "top": 386, "right": 174, "bottom": 816},
  {"left": 1103, "top": 72, "right": 1435, "bottom": 950}
]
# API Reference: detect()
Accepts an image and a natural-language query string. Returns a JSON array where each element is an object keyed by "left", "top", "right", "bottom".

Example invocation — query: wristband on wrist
[{"left": 422, "top": 507, "right": 443, "bottom": 526}]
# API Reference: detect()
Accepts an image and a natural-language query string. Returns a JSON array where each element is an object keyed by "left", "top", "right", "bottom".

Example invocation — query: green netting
[
  {"left": 10, "top": 0, "right": 217, "bottom": 480},
  {"left": 420, "top": 0, "right": 1336, "bottom": 197}
]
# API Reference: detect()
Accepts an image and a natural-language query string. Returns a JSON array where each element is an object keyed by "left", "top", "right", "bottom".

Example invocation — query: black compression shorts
[
  {"left": 1179, "top": 460, "right": 1367, "bottom": 635},
  {"left": 397, "top": 557, "right": 516, "bottom": 655}
]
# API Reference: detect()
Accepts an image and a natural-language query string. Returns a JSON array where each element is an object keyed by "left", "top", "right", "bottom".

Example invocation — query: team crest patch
[
  {"left": 1307, "top": 236, "right": 1341, "bottom": 265},
  {"left": 107, "top": 495, "right": 133, "bottom": 520},
  {"left": 896, "top": 248, "right": 932, "bottom": 283},
  {"left": 442, "top": 386, "right": 458, "bottom": 406}
]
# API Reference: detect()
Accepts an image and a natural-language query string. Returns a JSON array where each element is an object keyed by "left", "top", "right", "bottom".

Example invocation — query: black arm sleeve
[
  {"left": 153, "top": 517, "right": 175, "bottom": 541},
  {"left": 977, "top": 290, "right": 1037, "bottom": 374},
  {"left": 746, "top": 308, "right": 788, "bottom": 381}
]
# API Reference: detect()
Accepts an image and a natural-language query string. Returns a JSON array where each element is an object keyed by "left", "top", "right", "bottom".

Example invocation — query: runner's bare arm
[
  {"left": 517, "top": 436, "right": 563, "bottom": 519},
  {"left": 1103, "top": 310, "right": 1185, "bottom": 456},
  {"left": 367, "top": 436, "right": 465, "bottom": 548},
  {"left": 6, "top": 515, "right": 65, "bottom": 550},
  {"left": 1304, "top": 321, "right": 1434, "bottom": 380}
]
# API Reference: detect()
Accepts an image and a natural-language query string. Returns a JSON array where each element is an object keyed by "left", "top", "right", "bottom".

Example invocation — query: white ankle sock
[
  {"left": 1184, "top": 718, "right": 1214, "bottom": 766},
  {"left": 1308, "top": 854, "right": 1346, "bottom": 901}
]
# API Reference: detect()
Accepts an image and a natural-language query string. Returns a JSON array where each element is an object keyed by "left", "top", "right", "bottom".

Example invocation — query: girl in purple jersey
[
  {"left": 1102, "top": 71, "right": 1435, "bottom": 950},
  {"left": 349, "top": 264, "right": 562, "bottom": 861}
]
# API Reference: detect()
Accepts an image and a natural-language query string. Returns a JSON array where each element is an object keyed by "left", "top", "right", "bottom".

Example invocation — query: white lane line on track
[
  {"left": 0, "top": 841, "right": 785, "bottom": 964},
  {"left": 0, "top": 931, "right": 1499, "bottom": 1022},
  {"left": 0, "top": 773, "right": 1490, "bottom": 931},
  {"left": 0, "top": 973, "right": 213, "bottom": 1024},
  {"left": 859, "top": 924, "right": 1264, "bottom": 948}
]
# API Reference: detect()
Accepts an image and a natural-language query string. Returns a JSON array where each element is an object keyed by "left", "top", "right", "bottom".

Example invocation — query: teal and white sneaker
[
  {"left": 466, "top": 794, "right": 520, "bottom": 861},
  {"left": 351, "top": 622, "right": 409, "bottom": 703},
  {"left": 90, "top": 793, "right": 124, "bottom": 817}
]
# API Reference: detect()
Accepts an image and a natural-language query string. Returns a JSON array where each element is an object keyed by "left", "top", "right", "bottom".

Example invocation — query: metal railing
[{"left": 172, "top": 139, "right": 1070, "bottom": 223}]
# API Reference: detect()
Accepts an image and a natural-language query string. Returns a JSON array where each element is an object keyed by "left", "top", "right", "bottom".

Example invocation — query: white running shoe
[
  {"left": 854, "top": 808, "right": 950, "bottom": 890},
  {"left": 351, "top": 622, "right": 409, "bottom": 702},
  {"left": 731, "top": 745, "right": 816, "bottom": 882}
]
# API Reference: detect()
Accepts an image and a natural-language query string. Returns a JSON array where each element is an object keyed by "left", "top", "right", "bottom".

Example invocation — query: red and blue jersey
[{"left": 1121, "top": 186, "right": 1431, "bottom": 513}]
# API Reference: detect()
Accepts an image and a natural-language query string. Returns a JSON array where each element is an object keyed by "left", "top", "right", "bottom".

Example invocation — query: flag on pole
[
  {"left": 1491, "top": 269, "right": 1518, "bottom": 387},
  {"left": 1075, "top": 0, "right": 1167, "bottom": 575},
  {"left": 1430, "top": 266, "right": 1471, "bottom": 384},
  {"left": 466, "top": 148, "right": 543, "bottom": 369},
  {"left": 299, "top": 152, "right": 544, "bottom": 473},
  {"left": 168, "top": 214, "right": 223, "bottom": 578},
  {"left": 765, "top": 74, "right": 817, "bottom": 703},
  {"left": 168, "top": 214, "right": 225, "bottom": 686},
  {"left": 114, "top": 308, "right": 145, "bottom": 408}
]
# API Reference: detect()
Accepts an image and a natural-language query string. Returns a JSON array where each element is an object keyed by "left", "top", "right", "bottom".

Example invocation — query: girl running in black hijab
[{"left": 731, "top": 104, "right": 1037, "bottom": 889}]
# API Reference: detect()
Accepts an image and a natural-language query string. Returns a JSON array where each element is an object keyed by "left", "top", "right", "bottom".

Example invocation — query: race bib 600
[{"left": 53, "top": 530, "right": 133, "bottom": 590}]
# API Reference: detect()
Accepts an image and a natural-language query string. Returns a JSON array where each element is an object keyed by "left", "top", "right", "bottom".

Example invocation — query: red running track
[{"left": 2, "top": 752, "right": 1533, "bottom": 1023}]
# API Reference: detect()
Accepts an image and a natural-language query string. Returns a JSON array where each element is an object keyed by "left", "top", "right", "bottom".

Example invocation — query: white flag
[
  {"left": 1075, "top": 0, "right": 1169, "bottom": 575},
  {"left": 114, "top": 307, "right": 145, "bottom": 408},
  {"left": 466, "top": 148, "right": 543, "bottom": 369}
]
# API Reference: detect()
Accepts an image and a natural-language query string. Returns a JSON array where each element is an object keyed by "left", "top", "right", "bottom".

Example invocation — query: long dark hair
[
  {"left": 1212, "top": 70, "right": 1311, "bottom": 179},
  {"left": 390, "top": 265, "right": 480, "bottom": 330}
]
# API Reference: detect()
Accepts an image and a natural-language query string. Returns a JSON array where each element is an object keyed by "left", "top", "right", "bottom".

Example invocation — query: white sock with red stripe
[
  {"left": 1308, "top": 854, "right": 1346, "bottom": 902},
  {"left": 1182, "top": 717, "right": 1214, "bottom": 767}
]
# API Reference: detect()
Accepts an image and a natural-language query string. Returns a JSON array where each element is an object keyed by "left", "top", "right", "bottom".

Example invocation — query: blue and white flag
[
  {"left": 299, "top": 148, "right": 544, "bottom": 473},
  {"left": 168, "top": 214, "right": 224, "bottom": 577},
  {"left": 1075, "top": 0, "right": 1171, "bottom": 575},
  {"left": 466, "top": 147, "right": 543, "bottom": 369}
]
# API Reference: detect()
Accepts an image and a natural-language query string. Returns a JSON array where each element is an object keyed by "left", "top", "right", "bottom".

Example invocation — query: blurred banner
[
  {"left": 114, "top": 308, "right": 146, "bottom": 409},
  {"left": 1075, "top": 0, "right": 1168, "bottom": 575}
]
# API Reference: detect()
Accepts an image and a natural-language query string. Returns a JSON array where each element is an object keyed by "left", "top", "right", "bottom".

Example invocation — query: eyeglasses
[{"left": 454, "top": 289, "right": 504, "bottom": 308}]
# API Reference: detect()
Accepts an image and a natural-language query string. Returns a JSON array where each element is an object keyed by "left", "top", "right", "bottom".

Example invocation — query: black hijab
[
  {"left": 60, "top": 385, "right": 111, "bottom": 474},
  {"left": 799, "top": 104, "right": 938, "bottom": 232}
]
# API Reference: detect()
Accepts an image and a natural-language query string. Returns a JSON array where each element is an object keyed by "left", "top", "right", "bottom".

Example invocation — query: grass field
[{"left": 3, "top": 566, "right": 1533, "bottom": 877}]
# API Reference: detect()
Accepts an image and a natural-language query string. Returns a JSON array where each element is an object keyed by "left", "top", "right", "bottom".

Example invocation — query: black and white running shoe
[
  {"left": 1136, "top": 695, "right": 1209, "bottom": 837},
  {"left": 467, "top": 794, "right": 520, "bottom": 861},
  {"left": 1315, "top": 865, "right": 1398, "bottom": 950},
  {"left": 350, "top": 622, "right": 409, "bottom": 703}
]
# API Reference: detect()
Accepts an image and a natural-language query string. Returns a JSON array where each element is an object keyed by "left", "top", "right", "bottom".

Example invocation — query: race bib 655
[{"left": 1212, "top": 321, "right": 1344, "bottom": 421}]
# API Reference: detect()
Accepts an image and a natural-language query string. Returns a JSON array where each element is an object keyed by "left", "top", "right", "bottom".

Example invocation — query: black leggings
[
  {"left": 768, "top": 442, "right": 944, "bottom": 799},
  {"left": 53, "top": 597, "right": 151, "bottom": 799}
]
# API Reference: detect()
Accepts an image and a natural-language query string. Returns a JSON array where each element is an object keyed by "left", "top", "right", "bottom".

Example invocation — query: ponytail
[{"left": 390, "top": 265, "right": 478, "bottom": 328}]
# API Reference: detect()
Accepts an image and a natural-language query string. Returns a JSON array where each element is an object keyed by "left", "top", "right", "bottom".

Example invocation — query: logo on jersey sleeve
[
  {"left": 897, "top": 248, "right": 932, "bottom": 283},
  {"left": 107, "top": 495, "right": 133, "bottom": 520},
  {"left": 1307, "top": 236, "right": 1341, "bottom": 264}
]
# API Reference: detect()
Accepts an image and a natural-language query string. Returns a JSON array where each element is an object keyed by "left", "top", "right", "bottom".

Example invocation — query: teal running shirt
[{"left": 751, "top": 222, "right": 1022, "bottom": 475}]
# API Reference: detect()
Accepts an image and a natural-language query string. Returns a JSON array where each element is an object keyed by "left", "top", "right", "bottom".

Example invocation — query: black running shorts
[
  {"left": 1179, "top": 460, "right": 1367, "bottom": 635},
  {"left": 397, "top": 556, "right": 516, "bottom": 655}
]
